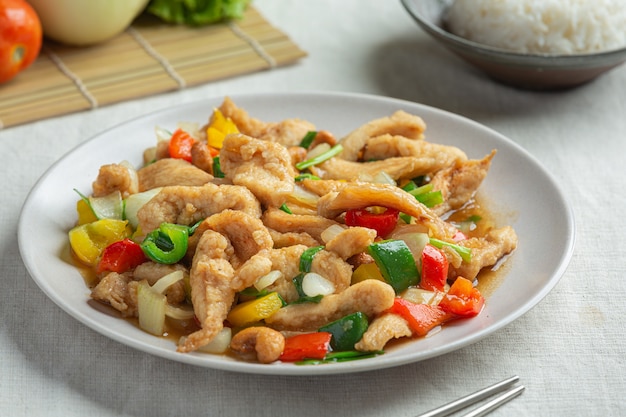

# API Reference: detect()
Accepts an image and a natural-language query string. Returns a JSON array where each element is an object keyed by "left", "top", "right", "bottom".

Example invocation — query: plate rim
[{"left": 18, "top": 91, "right": 576, "bottom": 375}]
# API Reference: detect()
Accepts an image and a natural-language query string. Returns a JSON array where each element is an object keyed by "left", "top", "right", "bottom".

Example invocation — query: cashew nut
[{"left": 230, "top": 326, "right": 285, "bottom": 364}]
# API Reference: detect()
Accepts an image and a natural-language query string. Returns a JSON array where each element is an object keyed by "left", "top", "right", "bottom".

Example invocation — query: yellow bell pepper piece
[
  {"left": 76, "top": 199, "right": 98, "bottom": 225},
  {"left": 207, "top": 108, "right": 238, "bottom": 149},
  {"left": 68, "top": 219, "right": 129, "bottom": 266},
  {"left": 351, "top": 262, "right": 385, "bottom": 285},
  {"left": 227, "top": 292, "right": 283, "bottom": 327}
]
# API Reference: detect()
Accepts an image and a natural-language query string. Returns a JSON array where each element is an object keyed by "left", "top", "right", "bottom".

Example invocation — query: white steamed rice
[{"left": 445, "top": 0, "right": 626, "bottom": 55}]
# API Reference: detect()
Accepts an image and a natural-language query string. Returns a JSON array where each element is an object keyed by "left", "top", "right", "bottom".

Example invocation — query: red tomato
[
  {"left": 0, "top": 0, "right": 42, "bottom": 83},
  {"left": 420, "top": 244, "right": 449, "bottom": 291},
  {"left": 97, "top": 239, "right": 146, "bottom": 274},
  {"left": 168, "top": 129, "right": 197, "bottom": 162},
  {"left": 345, "top": 207, "right": 399, "bottom": 238},
  {"left": 279, "top": 332, "right": 332, "bottom": 362},
  {"left": 438, "top": 277, "right": 485, "bottom": 318}
]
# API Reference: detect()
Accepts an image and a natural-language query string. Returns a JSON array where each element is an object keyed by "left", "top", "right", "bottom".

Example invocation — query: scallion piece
[
  {"left": 295, "top": 144, "right": 343, "bottom": 171},
  {"left": 300, "top": 245, "right": 325, "bottom": 272},
  {"left": 279, "top": 203, "right": 293, "bottom": 214},
  {"left": 294, "top": 173, "right": 321, "bottom": 182},
  {"left": 299, "top": 131, "right": 317, "bottom": 149},
  {"left": 429, "top": 237, "right": 472, "bottom": 263},
  {"left": 212, "top": 156, "right": 225, "bottom": 178}
]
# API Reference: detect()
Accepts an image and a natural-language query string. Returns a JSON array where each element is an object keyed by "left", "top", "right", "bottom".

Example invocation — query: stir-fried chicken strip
[
  {"left": 325, "top": 226, "right": 377, "bottom": 260},
  {"left": 262, "top": 207, "right": 340, "bottom": 243},
  {"left": 298, "top": 178, "right": 349, "bottom": 197},
  {"left": 310, "top": 250, "right": 353, "bottom": 294},
  {"left": 178, "top": 229, "right": 273, "bottom": 353},
  {"left": 355, "top": 313, "right": 412, "bottom": 352},
  {"left": 429, "top": 151, "right": 496, "bottom": 216},
  {"left": 137, "top": 158, "right": 213, "bottom": 191},
  {"left": 220, "top": 134, "right": 296, "bottom": 208},
  {"left": 218, "top": 97, "right": 316, "bottom": 147},
  {"left": 265, "top": 280, "right": 396, "bottom": 331},
  {"left": 91, "top": 272, "right": 139, "bottom": 317},
  {"left": 137, "top": 183, "right": 261, "bottom": 234},
  {"left": 317, "top": 183, "right": 458, "bottom": 239},
  {"left": 340, "top": 110, "right": 427, "bottom": 161},
  {"left": 92, "top": 163, "right": 138, "bottom": 198},
  {"left": 311, "top": 156, "right": 446, "bottom": 182},
  {"left": 267, "top": 229, "right": 321, "bottom": 248},
  {"left": 199, "top": 209, "right": 273, "bottom": 271},
  {"left": 362, "top": 134, "right": 467, "bottom": 166},
  {"left": 263, "top": 245, "right": 307, "bottom": 303},
  {"left": 449, "top": 226, "right": 518, "bottom": 280},
  {"left": 178, "top": 231, "right": 235, "bottom": 352}
]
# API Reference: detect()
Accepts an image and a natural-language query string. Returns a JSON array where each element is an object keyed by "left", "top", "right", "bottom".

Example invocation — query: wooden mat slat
[{"left": 0, "top": 7, "right": 306, "bottom": 129}]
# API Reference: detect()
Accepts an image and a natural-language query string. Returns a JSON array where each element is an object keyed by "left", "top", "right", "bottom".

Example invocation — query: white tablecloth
[{"left": 2, "top": 1, "right": 625, "bottom": 415}]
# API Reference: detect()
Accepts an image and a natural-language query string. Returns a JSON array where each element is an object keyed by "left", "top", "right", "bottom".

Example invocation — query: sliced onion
[
  {"left": 302, "top": 272, "right": 335, "bottom": 297},
  {"left": 137, "top": 281, "right": 166, "bottom": 336},
  {"left": 198, "top": 327, "right": 232, "bottom": 354},
  {"left": 119, "top": 160, "right": 139, "bottom": 195},
  {"left": 288, "top": 185, "right": 319, "bottom": 208},
  {"left": 401, "top": 288, "right": 437, "bottom": 305},
  {"left": 373, "top": 171, "right": 396, "bottom": 186},
  {"left": 124, "top": 187, "right": 163, "bottom": 229},
  {"left": 151, "top": 270, "right": 184, "bottom": 294},
  {"left": 320, "top": 224, "right": 346, "bottom": 243},
  {"left": 165, "top": 304, "right": 195, "bottom": 320},
  {"left": 254, "top": 270, "right": 282, "bottom": 291},
  {"left": 89, "top": 190, "right": 124, "bottom": 220},
  {"left": 155, "top": 125, "right": 172, "bottom": 142},
  {"left": 305, "top": 143, "right": 331, "bottom": 160},
  {"left": 392, "top": 231, "right": 430, "bottom": 266}
]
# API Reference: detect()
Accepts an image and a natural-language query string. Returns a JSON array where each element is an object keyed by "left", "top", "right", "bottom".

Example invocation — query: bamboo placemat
[{"left": 0, "top": 7, "right": 306, "bottom": 129}]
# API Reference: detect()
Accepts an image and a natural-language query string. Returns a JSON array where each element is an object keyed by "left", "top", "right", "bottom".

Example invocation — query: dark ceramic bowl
[{"left": 400, "top": 0, "right": 626, "bottom": 90}]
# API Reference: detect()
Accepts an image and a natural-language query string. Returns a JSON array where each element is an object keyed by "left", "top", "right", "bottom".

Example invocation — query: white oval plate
[{"left": 18, "top": 92, "right": 575, "bottom": 375}]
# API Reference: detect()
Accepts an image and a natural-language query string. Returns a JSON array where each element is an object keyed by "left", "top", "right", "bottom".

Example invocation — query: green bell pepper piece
[
  {"left": 319, "top": 312, "right": 369, "bottom": 351},
  {"left": 141, "top": 223, "right": 189, "bottom": 264},
  {"left": 368, "top": 239, "right": 419, "bottom": 293}
]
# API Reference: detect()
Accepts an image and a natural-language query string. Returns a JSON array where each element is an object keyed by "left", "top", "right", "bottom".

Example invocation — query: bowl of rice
[{"left": 400, "top": 0, "right": 626, "bottom": 89}]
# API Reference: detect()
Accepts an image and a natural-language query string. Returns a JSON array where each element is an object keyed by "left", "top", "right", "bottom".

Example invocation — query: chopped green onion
[
  {"left": 406, "top": 183, "right": 443, "bottom": 208},
  {"left": 294, "top": 173, "right": 321, "bottom": 182},
  {"left": 296, "top": 350, "right": 384, "bottom": 365},
  {"left": 299, "top": 131, "right": 317, "bottom": 148},
  {"left": 212, "top": 156, "right": 225, "bottom": 178},
  {"left": 429, "top": 237, "right": 472, "bottom": 263},
  {"left": 300, "top": 245, "right": 324, "bottom": 272},
  {"left": 295, "top": 144, "right": 343, "bottom": 171},
  {"left": 279, "top": 203, "right": 293, "bottom": 214}
]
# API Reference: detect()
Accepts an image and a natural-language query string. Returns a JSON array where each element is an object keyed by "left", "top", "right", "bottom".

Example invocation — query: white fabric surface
[{"left": 2, "top": 1, "right": 625, "bottom": 415}]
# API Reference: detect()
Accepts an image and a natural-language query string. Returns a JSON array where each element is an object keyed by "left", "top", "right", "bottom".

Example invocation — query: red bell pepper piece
[
  {"left": 168, "top": 128, "right": 197, "bottom": 162},
  {"left": 420, "top": 244, "right": 448, "bottom": 292},
  {"left": 345, "top": 207, "right": 399, "bottom": 238},
  {"left": 97, "top": 238, "right": 146, "bottom": 274},
  {"left": 279, "top": 332, "right": 332, "bottom": 362},
  {"left": 438, "top": 277, "right": 484, "bottom": 318},
  {"left": 386, "top": 298, "right": 453, "bottom": 337}
]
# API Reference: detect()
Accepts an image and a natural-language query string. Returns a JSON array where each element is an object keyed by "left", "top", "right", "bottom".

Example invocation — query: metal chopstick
[
  {"left": 416, "top": 375, "right": 522, "bottom": 417},
  {"left": 461, "top": 384, "right": 525, "bottom": 417}
]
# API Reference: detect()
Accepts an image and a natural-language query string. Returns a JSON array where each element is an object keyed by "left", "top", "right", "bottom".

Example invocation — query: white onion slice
[
  {"left": 302, "top": 272, "right": 335, "bottom": 297},
  {"left": 320, "top": 224, "right": 346, "bottom": 243},
  {"left": 151, "top": 270, "right": 184, "bottom": 294},
  {"left": 254, "top": 270, "right": 282, "bottom": 291}
]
